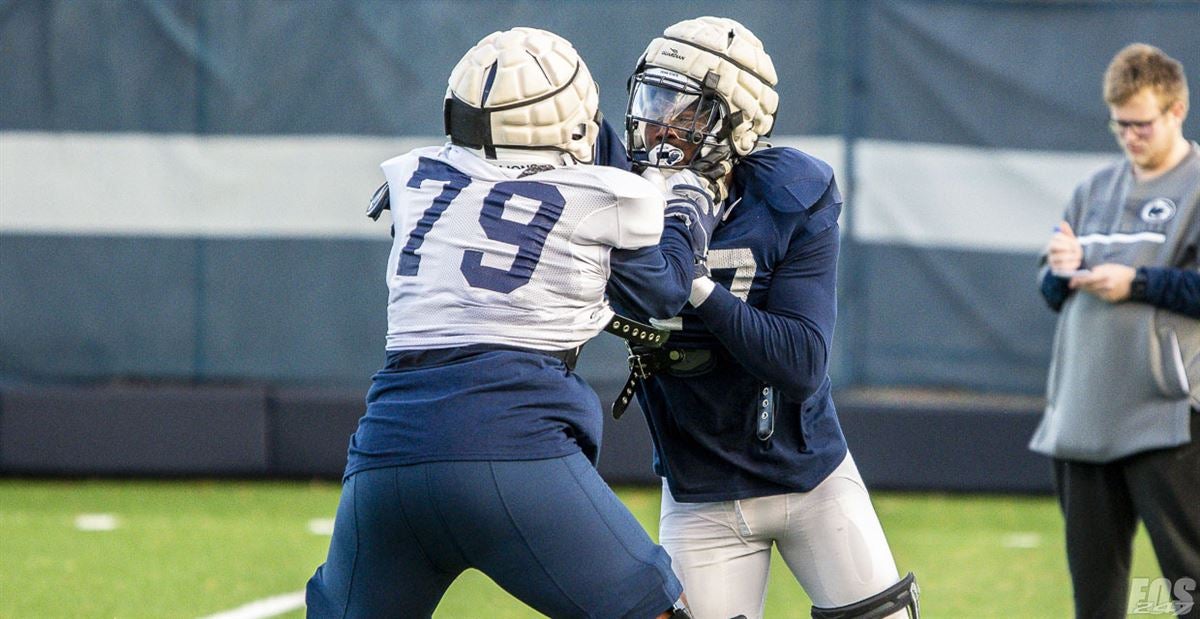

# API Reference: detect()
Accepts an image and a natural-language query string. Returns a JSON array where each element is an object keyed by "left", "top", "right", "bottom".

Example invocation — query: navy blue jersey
[
  {"left": 595, "top": 116, "right": 633, "bottom": 172},
  {"left": 608, "top": 147, "right": 849, "bottom": 502}
]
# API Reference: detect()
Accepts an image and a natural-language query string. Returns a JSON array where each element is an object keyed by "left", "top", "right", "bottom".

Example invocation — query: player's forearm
[
  {"left": 692, "top": 286, "right": 831, "bottom": 400},
  {"left": 692, "top": 226, "right": 838, "bottom": 399},
  {"left": 607, "top": 219, "right": 694, "bottom": 320}
]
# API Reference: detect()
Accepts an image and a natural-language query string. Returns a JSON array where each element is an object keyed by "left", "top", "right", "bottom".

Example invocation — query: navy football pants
[{"left": 306, "top": 453, "right": 681, "bottom": 618}]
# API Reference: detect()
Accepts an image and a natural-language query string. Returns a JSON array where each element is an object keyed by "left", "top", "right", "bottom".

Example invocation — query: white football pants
[{"left": 659, "top": 452, "right": 905, "bottom": 619}]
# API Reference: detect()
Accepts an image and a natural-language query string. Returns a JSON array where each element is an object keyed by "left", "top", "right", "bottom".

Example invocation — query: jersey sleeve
[
  {"left": 1140, "top": 267, "right": 1200, "bottom": 318},
  {"left": 607, "top": 218, "right": 695, "bottom": 320},
  {"left": 591, "top": 123, "right": 693, "bottom": 319}
]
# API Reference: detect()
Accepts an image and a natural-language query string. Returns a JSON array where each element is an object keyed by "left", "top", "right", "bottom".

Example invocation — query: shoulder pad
[
  {"left": 735, "top": 147, "right": 839, "bottom": 214},
  {"left": 554, "top": 165, "right": 661, "bottom": 202}
]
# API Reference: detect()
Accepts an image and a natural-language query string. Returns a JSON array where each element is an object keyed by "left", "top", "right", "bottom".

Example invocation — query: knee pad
[{"left": 810, "top": 572, "right": 920, "bottom": 619}]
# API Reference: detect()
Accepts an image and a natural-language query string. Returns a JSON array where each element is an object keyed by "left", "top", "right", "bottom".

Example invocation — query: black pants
[{"left": 1054, "top": 413, "right": 1200, "bottom": 619}]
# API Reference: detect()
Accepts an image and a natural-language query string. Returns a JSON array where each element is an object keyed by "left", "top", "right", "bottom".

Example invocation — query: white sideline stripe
[
  {"left": 1078, "top": 231, "right": 1166, "bottom": 245},
  {"left": 197, "top": 590, "right": 305, "bottom": 619}
]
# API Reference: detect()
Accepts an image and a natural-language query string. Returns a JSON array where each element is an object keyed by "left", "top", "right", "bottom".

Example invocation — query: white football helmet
[
  {"left": 626, "top": 17, "right": 778, "bottom": 171},
  {"left": 445, "top": 27, "right": 600, "bottom": 164}
]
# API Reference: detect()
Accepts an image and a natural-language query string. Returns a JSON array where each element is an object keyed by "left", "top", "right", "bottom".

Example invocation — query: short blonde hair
[{"left": 1103, "top": 43, "right": 1189, "bottom": 109}]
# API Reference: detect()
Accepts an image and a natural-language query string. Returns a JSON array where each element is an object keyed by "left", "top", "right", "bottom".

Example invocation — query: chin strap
[{"left": 691, "top": 158, "right": 732, "bottom": 203}]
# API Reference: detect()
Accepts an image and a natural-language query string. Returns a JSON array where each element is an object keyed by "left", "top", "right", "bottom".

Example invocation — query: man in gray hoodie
[{"left": 1032, "top": 43, "right": 1200, "bottom": 618}]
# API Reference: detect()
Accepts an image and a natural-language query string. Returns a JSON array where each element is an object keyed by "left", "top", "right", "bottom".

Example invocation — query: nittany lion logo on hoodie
[{"left": 1140, "top": 198, "right": 1177, "bottom": 223}]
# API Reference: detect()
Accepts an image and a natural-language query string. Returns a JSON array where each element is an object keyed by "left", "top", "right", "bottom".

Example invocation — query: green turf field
[{"left": 0, "top": 479, "right": 1168, "bottom": 618}]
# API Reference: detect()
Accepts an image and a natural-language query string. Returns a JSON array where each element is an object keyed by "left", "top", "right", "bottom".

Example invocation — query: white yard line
[
  {"left": 1001, "top": 532, "right": 1043, "bottom": 549},
  {"left": 307, "top": 518, "right": 335, "bottom": 535},
  {"left": 74, "top": 513, "right": 120, "bottom": 531},
  {"left": 197, "top": 591, "right": 305, "bottom": 619}
]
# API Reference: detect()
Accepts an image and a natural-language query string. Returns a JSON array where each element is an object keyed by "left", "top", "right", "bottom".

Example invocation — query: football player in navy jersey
[
  {"left": 605, "top": 17, "right": 920, "bottom": 619},
  {"left": 304, "top": 27, "right": 718, "bottom": 619}
]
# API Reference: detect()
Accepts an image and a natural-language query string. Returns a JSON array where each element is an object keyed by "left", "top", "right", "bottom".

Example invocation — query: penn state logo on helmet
[
  {"left": 1140, "top": 198, "right": 1177, "bottom": 223},
  {"left": 444, "top": 27, "right": 600, "bottom": 164},
  {"left": 625, "top": 17, "right": 778, "bottom": 172}
]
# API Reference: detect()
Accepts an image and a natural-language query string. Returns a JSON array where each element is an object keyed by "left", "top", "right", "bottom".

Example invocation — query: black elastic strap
[
  {"left": 612, "top": 347, "right": 671, "bottom": 419},
  {"left": 603, "top": 314, "right": 670, "bottom": 348},
  {"left": 612, "top": 352, "right": 652, "bottom": 419},
  {"left": 444, "top": 61, "right": 583, "bottom": 152},
  {"left": 611, "top": 347, "right": 692, "bottom": 420},
  {"left": 612, "top": 371, "right": 640, "bottom": 420},
  {"left": 444, "top": 95, "right": 492, "bottom": 150},
  {"left": 605, "top": 314, "right": 670, "bottom": 419}
]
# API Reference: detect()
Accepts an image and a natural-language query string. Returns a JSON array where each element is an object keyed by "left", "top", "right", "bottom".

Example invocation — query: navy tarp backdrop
[{"left": 1, "top": 1, "right": 1198, "bottom": 484}]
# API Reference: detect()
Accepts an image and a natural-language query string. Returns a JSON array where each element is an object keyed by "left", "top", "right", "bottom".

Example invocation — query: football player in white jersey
[{"left": 305, "top": 27, "right": 717, "bottom": 618}]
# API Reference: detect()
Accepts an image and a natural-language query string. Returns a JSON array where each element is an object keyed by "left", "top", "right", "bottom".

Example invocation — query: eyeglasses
[{"left": 1108, "top": 109, "right": 1168, "bottom": 138}]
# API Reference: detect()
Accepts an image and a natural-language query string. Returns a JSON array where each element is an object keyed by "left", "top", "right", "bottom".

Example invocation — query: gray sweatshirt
[{"left": 1030, "top": 143, "right": 1200, "bottom": 463}]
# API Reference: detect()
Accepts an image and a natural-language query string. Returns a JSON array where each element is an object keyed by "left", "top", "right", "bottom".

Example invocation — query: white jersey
[{"left": 381, "top": 145, "right": 665, "bottom": 351}]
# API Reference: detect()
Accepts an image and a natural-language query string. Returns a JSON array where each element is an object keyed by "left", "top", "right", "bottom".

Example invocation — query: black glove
[{"left": 658, "top": 169, "right": 725, "bottom": 276}]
